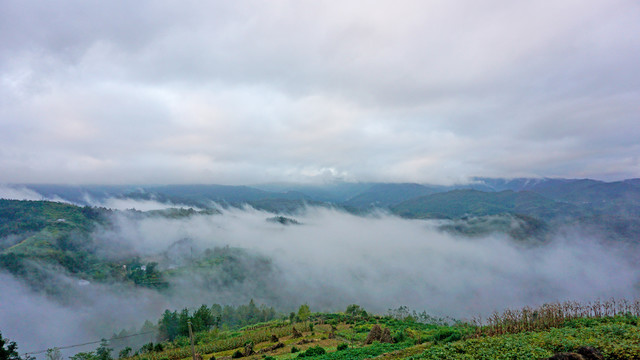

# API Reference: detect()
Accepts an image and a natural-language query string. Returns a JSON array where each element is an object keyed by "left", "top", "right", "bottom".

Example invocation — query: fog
[
  {"left": 86, "top": 197, "right": 200, "bottom": 212},
  {"left": 0, "top": 185, "right": 71, "bottom": 203},
  {"left": 1, "top": 205, "right": 639, "bottom": 357}
]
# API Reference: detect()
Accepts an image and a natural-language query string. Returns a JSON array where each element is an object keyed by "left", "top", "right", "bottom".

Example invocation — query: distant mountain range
[
  {"left": 5, "top": 177, "right": 640, "bottom": 243},
  {"left": 14, "top": 177, "right": 640, "bottom": 210}
]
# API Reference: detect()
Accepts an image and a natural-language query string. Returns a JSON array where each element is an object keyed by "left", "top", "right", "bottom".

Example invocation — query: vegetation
[
  {"left": 472, "top": 298, "right": 640, "bottom": 336},
  {"left": 0, "top": 331, "right": 21, "bottom": 360},
  {"left": 2, "top": 298, "right": 638, "bottom": 360},
  {"left": 420, "top": 319, "right": 640, "bottom": 360},
  {"left": 80, "top": 300, "right": 640, "bottom": 360},
  {"left": 0, "top": 200, "right": 279, "bottom": 300},
  {"left": 157, "top": 300, "right": 277, "bottom": 341}
]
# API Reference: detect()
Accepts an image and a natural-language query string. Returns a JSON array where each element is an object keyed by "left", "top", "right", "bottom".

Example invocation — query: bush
[
  {"left": 393, "top": 329, "right": 407, "bottom": 343},
  {"left": 231, "top": 350, "right": 243, "bottom": 359},
  {"left": 297, "top": 346, "right": 326, "bottom": 357},
  {"left": 431, "top": 328, "right": 462, "bottom": 344},
  {"left": 337, "top": 343, "right": 348, "bottom": 351},
  {"left": 291, "top": 346, "right": 299, "bottom": 353}
]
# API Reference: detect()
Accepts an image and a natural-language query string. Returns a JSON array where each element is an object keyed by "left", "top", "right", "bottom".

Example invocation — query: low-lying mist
[{"left": 1, "top": 203, "right": 639, "bottom": 357}]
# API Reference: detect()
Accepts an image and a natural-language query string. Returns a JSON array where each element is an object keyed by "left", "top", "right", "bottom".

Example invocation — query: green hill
[
  {"left": 390, "top": 189, "right": 578, "bottom": 220},
  {"left": 342, "top": 183, "right": 439, "bottom": 209}
]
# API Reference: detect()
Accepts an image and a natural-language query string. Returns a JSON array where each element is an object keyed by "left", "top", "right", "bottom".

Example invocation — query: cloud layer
[
  {"left": 3, "top": 206, "right": 638, "bottom": 357},
  {"left": 1, "top": 1, "right": 639, "bottom": 184}
]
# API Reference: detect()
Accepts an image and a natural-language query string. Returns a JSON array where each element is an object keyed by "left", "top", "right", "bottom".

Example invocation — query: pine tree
[{"left": 0, "top": 332, "right": 21, "bottom": 360}]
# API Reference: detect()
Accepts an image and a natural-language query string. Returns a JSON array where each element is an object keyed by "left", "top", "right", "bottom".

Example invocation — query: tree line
[{"left": 158, "top": 300, "right": 277, "bottom": 341}]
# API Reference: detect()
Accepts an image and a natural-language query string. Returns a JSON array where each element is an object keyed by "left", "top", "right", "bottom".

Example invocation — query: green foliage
[
  {"left": 0, "top": 200, "right": 100, "bottom": 239},
  {"left": 307, "top": 342, "right": 409, "bottom": 360},
  {"left": 124, "top": 261, "right": 168, "bottom": 289},
  {"left": 345, "top": 304, "right": 368, "bottom": 318},
  {"left": 191, "top": 305, "right": 214, "bottom": 333},
  {"left": 297, "top": 304, "right": 311, "bottom": 322},
  {"left": 419, "top": 319, "right": 640, "bottom": 360},
  {"left": 117, "top": 347, "right": 131, "bottom": 359},
  {"left": 157, "top": 300, "right": 276, "bottom": 341},
  {"left": 119, "top": 303, "right": 639, "bottom": 360},
  {"left": 430, "top": 328, "right": 462, "bottom": 344},
  {"left": 231, "top": 350, "right": 243, "bottom": 358},
  {"left": 386, "top": 306, "right": 452, "bottom": 326},
  {"left": 391, "top": 189, "right": 569, "bottom": 220},
  {"left": 297, "top": 346, "right": 325, "bottom": 357},
  {"left": 0, "top": 201, "right": 276, "bottom": 297},
  {"left": 70, "top": 352, "right": 98, "bottom": 360},
  {"left": 0, "top": 331, "right": 21, "bottom": 360},
  {"left": 95, "top": 340, "right": 113, "bottom": 360}
]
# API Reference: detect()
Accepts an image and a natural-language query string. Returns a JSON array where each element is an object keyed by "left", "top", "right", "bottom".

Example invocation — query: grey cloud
[{"left": 1, "top": 1, "right": 639, "bottom": 184}]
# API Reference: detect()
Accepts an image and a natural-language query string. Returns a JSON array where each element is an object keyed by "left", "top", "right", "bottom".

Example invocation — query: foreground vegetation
[{"left": 43, "top": 299, "right": 635, "bottom": 360}]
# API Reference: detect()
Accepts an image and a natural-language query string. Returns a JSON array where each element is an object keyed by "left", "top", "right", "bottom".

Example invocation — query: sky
[{"left": 1, "top": 1, "right": 639, "bottom": 185}]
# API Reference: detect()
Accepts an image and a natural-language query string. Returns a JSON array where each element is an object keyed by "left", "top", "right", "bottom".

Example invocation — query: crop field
[{"left": 117, "top": 299, "right": 640, "bottom": 360}]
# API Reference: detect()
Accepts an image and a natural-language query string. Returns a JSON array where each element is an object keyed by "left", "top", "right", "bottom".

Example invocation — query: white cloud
[{"left": 0, "top": 1, "right": 639, "bottom": 184}]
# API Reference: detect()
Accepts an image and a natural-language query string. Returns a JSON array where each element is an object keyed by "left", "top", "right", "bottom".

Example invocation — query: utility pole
[{"left": 188, "top": 321, "right": 196, "bottom": 360}]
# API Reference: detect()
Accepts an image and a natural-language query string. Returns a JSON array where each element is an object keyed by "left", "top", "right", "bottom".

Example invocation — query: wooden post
[{"left": 188, "top": 321, "right": 196, "bottom": 360}]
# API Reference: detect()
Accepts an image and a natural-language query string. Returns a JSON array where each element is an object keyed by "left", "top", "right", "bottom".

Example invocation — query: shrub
[
  {"left": 431, "top": 328, "right": 462, "bottom": 344},
  {"left": 393, "top": 329, "right": 407, "bottom": 343},
  {"left": 297, "top": 346, "right": 326, "bottom": 357},
  {"left": 337, "top": 343, "right": 348, "bottom": 351},
  {"left": 231, "top": 350, "right": 243, "bottom": 359},
  {"left": 291, "top": 346, "right": 300, "bottom": 353}
]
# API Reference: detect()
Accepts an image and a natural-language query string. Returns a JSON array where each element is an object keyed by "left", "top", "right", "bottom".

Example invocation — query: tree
[
  {"left": 117, "top": 348, "right": 131, "bottom": 359},
  {"left": 177, "top": 309, "right": 191, "bottom": 337},
  {"left": 345, "top": 304, "right": 361, "bottom": 316},
  {"left": 0, "top": 331, "right": 20, "bottom": 360},
  {"left": 297, "top": 304, "right": 311, "bottom": 323},
  {"left": 158, "top": 310, "right": 180, "bottom": 341},
  {"left": 345, "top": 304, "right": 367, "bottom": 317},
  {"left": 95, "top": 340, "right": 112, "bottom": 360},
  {"left": 70, "top": 352, "right": 98, "bottom": 360},
  {"left": 192, "top": 305, "right": 213, "bottom": 332},
  {"left": 45, "top": 348, "right": 62, "bottom": 360}
]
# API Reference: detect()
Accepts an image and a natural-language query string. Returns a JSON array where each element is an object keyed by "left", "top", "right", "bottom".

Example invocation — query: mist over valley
[
  {"left": 1, "top": 179, "right": 640, "bottom": 357},
  {"left": 2, "top": 1, "right": 640, "bottom": 358}
]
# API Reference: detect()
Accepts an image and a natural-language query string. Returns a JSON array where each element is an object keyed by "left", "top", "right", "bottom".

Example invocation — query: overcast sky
[{"left": 1, "top": 1, "right": 639, "bottom": 185}]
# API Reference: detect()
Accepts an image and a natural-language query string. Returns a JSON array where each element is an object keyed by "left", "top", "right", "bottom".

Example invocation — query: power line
[{"left": 24, "top": 331, "right": 156, "bottom": 356}]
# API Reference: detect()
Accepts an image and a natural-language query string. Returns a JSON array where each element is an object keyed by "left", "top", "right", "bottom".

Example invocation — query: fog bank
[{"left": 1, "top": 206, "right": 639, "bottom": 356}]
